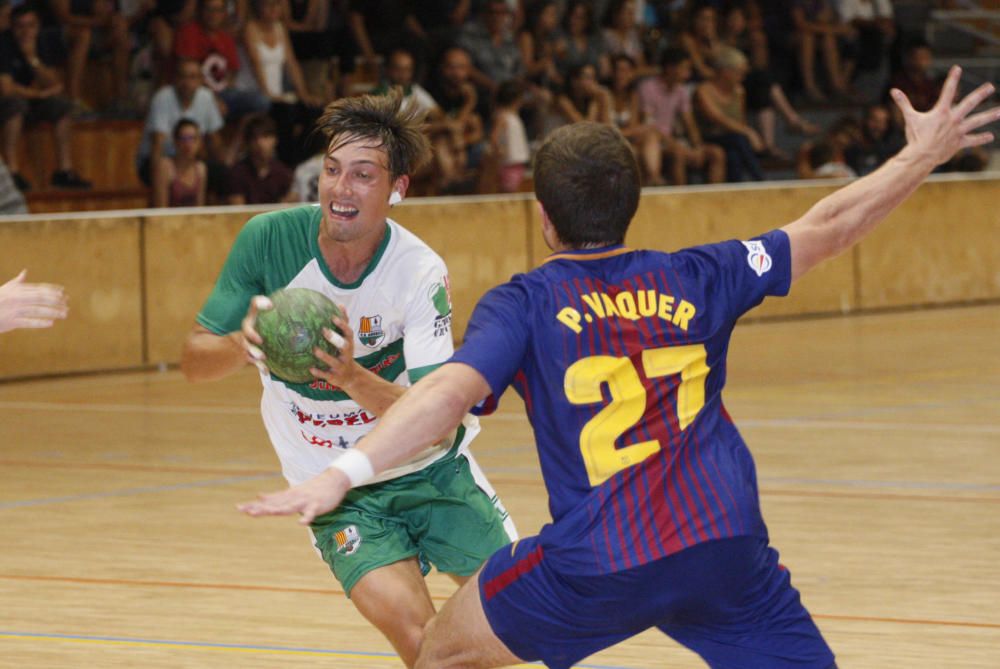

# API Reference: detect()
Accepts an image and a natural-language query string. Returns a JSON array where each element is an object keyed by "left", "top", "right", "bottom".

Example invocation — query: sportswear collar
[{"left": 541, "top": 245, "right": 630, "bottom": 265}]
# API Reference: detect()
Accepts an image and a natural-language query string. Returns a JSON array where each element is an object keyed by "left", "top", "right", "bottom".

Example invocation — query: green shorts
[{"left": 310, "top": 451, "right": 517, "bottom": 596}]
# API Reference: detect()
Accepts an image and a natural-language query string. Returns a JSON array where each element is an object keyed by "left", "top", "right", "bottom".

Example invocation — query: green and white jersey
[{"left": 197, "top": 205, "right": 477, "bottom": 486}]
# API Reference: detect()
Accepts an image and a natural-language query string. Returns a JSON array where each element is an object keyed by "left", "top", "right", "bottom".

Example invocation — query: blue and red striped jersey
[{"left": 450, "top": 230, "right": 792, "bottom": 575}]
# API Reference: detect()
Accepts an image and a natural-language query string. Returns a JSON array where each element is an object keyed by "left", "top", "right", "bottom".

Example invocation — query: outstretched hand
[
  {"left": 891, "top": 65, "right": 1000, "bottom": 166},
  {"left": 237, "top": 467, "right": 350, "bottom": 525},
  {"left": 0, "top": 270, "right": 68, "bottom": 334}
]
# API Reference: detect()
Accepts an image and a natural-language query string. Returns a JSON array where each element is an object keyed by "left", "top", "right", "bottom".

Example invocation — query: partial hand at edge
[{"left": 237, "top": 467, "right": 350, "bottom": 525}]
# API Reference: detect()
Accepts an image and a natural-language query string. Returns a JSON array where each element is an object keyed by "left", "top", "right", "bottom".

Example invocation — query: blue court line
[
  {"left": 0, "top": 631, "right": 638, "bottom": 669},
  {"left": 0, "top": 474, "right": 279, "bottom": 510}
]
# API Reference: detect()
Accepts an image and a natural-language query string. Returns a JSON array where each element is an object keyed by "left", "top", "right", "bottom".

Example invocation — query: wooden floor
[{"left": 1, "top": 304, "right": 998, "bottom": 668}]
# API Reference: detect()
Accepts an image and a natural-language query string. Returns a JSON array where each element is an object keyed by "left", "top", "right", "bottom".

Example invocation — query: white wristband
[{"left": 328, "top": 449, "right": 374, "bottom": 488}]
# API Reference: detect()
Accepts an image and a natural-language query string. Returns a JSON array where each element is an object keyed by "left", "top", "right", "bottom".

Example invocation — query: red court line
[{"left": 2, "top": 574, "right": 998, "bottom": 630}]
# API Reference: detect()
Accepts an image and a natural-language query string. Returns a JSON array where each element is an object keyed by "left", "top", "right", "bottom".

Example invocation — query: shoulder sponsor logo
[
  {"left": 334, "top": 525, "right": 362, "bottom": 556},
  {"left": 429, "top": 277, "right": 453, "bottom": 338},
  {"left": 742, "top": 240, "right": 773, "bottom": 277},
  {"left": 358, "top": 314, "right": 385, "bottom": 347}
]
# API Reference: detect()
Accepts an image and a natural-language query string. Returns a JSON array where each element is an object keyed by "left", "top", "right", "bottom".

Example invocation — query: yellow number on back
[{"left": 565, "top": 345, "right": 709, "bottom": 486}]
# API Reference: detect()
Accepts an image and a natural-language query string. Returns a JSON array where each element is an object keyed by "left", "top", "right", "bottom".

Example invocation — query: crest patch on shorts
[{"left": 334, "top": 525, "right": 362, "bottom": 555}]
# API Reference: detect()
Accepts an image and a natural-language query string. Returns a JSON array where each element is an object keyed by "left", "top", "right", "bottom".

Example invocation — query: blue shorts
[{"left": 478, "top": 535, "right": 835, "bottom": 669}]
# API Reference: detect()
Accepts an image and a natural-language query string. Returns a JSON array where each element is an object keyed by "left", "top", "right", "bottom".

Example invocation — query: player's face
[{"left": 318, "top": 139, "right": 399, "bottom": 243}]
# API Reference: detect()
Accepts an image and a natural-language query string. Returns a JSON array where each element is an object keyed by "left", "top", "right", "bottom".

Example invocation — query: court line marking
[
  {"left": 0, "top": 474, "right": 278, "bottom": 510},
  {"left": 2, "top": 460, "right": 998, "bottom": 507},
  {"left": 0, "top": 630, "right": 634, "bottom": 668},
  {"left": 1, "top": 400, "right": 998, "bottom": 435},
  {"left": 1, "top": 579, "right": 997, "bottom": 632}
]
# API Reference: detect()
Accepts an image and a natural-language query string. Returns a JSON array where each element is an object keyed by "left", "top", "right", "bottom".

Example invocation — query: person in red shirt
[{"left": 174, "top": 0, "right": 269, "bottom": 120}]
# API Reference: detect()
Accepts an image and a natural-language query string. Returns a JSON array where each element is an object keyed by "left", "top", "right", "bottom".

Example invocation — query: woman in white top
[{"left": 241, "top": 0, "right": 325, "bottom": 165}]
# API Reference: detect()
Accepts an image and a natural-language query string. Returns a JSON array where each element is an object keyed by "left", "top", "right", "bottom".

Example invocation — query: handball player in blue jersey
[{"left": 240, "top": 67, "right": 1000, "bottom": 668}]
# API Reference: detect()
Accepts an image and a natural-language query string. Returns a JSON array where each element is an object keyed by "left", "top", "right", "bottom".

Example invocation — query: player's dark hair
[
  {"left": 315, "top": 89, "right": 430, "bottom": 180},
  {"left": 533, "top": 122, "right": 639, "bottom": 248}
]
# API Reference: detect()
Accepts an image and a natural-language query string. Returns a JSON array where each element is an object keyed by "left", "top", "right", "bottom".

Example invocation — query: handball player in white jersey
[{"left": 181, "top": 90, "right": 516, "bottom": 667}]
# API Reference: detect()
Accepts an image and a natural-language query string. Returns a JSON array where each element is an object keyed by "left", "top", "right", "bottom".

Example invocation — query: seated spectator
[
  {"left": 457, "top": 0, "right": 523, "bottom": 97},
  {"left": 149, "top": 0, "right": 197, "bottom": 86},
  {"left": 137, "top": 58, "right": 225, "bottom": 194},
  {"left": 407, "top": 0, "right": 470, "bottom": 67},
  {"left": 678, "top": 3, "right": 721, "bottom": 81},
  {"left": 489, "top": 79, "right": 530, "bottom": 193},
  {"left": 844, "top": 103, "right": 902, "bottom": 176},
  {"left": 694, "top": 46, "right": 764, "bottom": 182},
  {"left": 346, "top": 0, "right": 425, "bottom": 86},
  {"left": 555, "top": 0, "right": 610, "bottom": 82},
  {"left": 637, "top": 47, "right": 725, "bottom": 186},
  {"left": 371, "top": 48, "right": 437, "bottom": 116},
  {"left": 888, "top": 38, "right": 941, "bottom": 113},
  {"left": 174, "top": 0, "right": 269, "bottom": 120},
  {"left": 518, "top": 0, "right": 563, "bottom": 94},
  {"left": 796, "top": 116, "right": 862, "bottom": 179},
  {"left": 834, "top": 0, "right": 894, "bottom": 81},
  {"left": 423, "top": 46, "right": 488, "bottom": 194},
  {"left": 227, "top": 113, "right": 292, "bottom": 204},
  {"left": 153, "top": 118, "right": 207, "bottom": 206},
  {"left": 0, "top": 156, "right": 27, "bottom": 212},
  {"left": 791, "top": 0, "right": 853, "bottom": 101},
  {"left": 721, "top": 3, "right": 819, "bottom": 160},
  {"left": 48, "top": 0, "right": 131, "bottom": 112},
  {"left": 554, "top": 62, "right": 612, "bottom": 124},
  {"left": 609, "top": 54, "right": 664, "bottom": 186},
  {"left": 0, "top": 5, "right": 91, "bottom": 190},
  {"left": 601, "top": 0, "right": 654, "bottom": 77},
  {"left": 290, "top": 148, "right": 321, "bottom": 202},
  {"left": 239, "top": 0, "right": 323, "bottom": 165}
]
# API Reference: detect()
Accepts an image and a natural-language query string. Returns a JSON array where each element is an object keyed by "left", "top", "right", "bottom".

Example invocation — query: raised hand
[{"left": 890, "top": 65, "right": 1000, "bottom": 167}]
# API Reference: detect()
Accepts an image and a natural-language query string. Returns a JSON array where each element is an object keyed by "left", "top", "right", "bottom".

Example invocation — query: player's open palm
[
  {"left": 891, "top": 65, "right": 1000, "bottom": 167},
  {"left": 238, "top": 468, "right": 349, "bottom": 524},
  {"left": 0, "top": 270, "right": 68, "bottom": 333}
]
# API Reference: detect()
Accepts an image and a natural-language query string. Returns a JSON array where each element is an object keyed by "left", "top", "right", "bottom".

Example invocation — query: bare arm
[
  {"left": 152, "top": 157, "right": 172, "bottom": 207},
  {"left": 782, "top": 67, "right": 999, "bottom": 282},
  {"left": 238, "top": 362, "right": 490, "bottom": 522},
  {"left": 180, "top": 324, "right": 252, "bottom": 381}
]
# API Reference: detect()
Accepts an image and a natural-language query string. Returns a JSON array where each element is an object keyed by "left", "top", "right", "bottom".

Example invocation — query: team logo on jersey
[
  {"left": 357, "top": 315, "right": 385, "bottom": 347},
  {"left": 742, "top": 240, "right": 773, "bottom": 277},
  {"left": 429, "top": 277, "right": 453, "bottom": 338},
  {"left": 334, "top": 525, "right": 362, "bottom": 556}
]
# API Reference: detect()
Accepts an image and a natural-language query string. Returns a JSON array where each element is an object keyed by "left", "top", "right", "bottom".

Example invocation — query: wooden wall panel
[
  {"left": 857, "top": 179, "right": 1000, "bottom": 309},
  {"left": 144, "top": 211, "right": 256, "bottom": 365},
  {"left": 393, "top": 197, "right": 534, "bottom": 338},
  {"left": 0, "top": 216, "right": 143, "bottom": 378}
]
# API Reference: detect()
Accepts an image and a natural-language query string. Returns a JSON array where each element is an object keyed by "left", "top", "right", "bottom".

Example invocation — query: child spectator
[{"left": 153, "top": 118, "right": 207, "bottom": 206}]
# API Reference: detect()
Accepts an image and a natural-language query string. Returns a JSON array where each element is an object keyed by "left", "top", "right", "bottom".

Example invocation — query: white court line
[
  {"left": 1, "top": 400, "right": 997, "bottom": 435},
  {"left": 0, "top": 401, "right": 258, "bottom": 416}
]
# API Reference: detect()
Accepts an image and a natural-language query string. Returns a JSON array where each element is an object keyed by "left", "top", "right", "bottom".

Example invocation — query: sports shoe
[
  {"left": 51, "top": 170, "right": 92, "bottom": 189},
  {"left": 11, "top": 172, "right": 30, "bottom": 191}
]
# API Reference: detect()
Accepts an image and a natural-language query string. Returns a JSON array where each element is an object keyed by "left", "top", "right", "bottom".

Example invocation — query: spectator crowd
[{"left": 0, "top": 0, "right": 992, "bottom": 207}]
